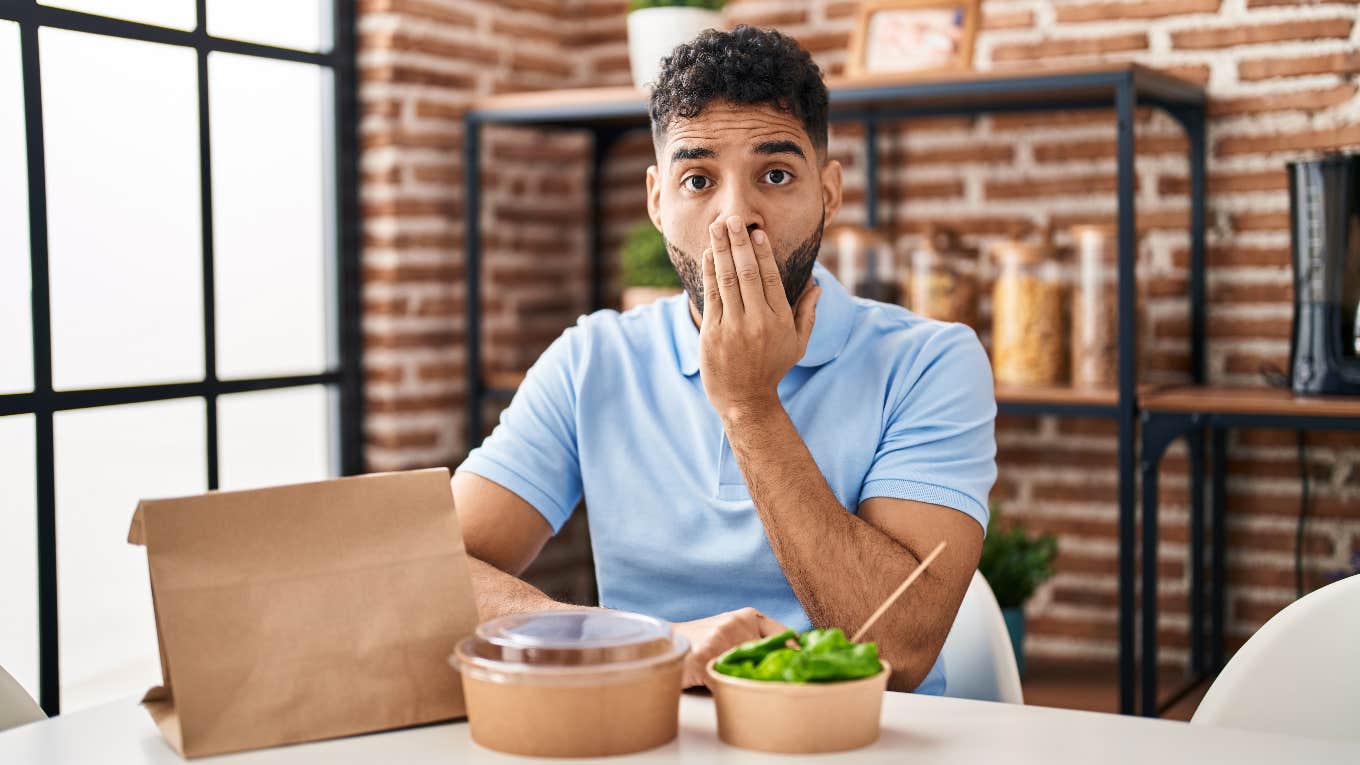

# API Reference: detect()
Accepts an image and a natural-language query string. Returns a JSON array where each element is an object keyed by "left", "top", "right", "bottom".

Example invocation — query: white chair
[
  {"left": 939, "top": 570, "right": 1024, "bottom": 704},
  {"left": 1191, "top": 573, "right": 1359, "bottom": 741},
  {"left": 0, "top": 665, "right": 45, "bottom": 732}
]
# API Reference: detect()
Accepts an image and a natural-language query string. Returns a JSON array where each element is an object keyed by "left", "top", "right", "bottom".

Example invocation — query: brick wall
[{"left": 359, "top": 0, "right": 1360, "bottom": 669}]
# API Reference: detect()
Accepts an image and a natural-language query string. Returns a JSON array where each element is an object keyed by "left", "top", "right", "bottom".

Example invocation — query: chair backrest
[
  {"left": 1191, "top": 573, "right": 1359, "bottom": 741},
  {"left": 939, "top": 570, "right": 1024, "bottom": 704},
  {"left": 0, "top": 665, "right": 45, "bottom": 732}
]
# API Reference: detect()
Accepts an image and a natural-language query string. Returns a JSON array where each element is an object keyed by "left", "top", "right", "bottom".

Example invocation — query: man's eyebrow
[
  {"left": 752, "top": 140, "right": 806, "bottom": 159},
  {"left": 670, "top": 146, "right": 716, "bottom": 163}
]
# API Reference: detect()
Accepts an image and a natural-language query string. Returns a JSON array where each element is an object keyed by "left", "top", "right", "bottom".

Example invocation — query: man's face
[{"left": 646, "top": 101, "right": 843, "bottom": 316}]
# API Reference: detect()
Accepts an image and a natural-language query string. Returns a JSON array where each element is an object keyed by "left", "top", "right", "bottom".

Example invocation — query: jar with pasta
[
  {"left": 991, "top": 238, "right": 1068, "bottom": 387},
  {"left": 902, "top": 226, "right": 979, "bottom": 329}
]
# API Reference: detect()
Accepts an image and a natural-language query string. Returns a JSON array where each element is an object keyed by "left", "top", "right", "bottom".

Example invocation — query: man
[{"left": 452, "top": 25, "right": 996, "bottom": 694}]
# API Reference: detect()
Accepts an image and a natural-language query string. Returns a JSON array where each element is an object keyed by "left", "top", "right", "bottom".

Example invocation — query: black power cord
[{"left": 1259, "top": 362, "right": 1311, "bottom": 599}]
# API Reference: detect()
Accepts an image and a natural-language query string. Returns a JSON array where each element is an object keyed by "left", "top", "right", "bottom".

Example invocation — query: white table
[{"left": 2, "top": 691, "right": 1354, "bottom": 763}]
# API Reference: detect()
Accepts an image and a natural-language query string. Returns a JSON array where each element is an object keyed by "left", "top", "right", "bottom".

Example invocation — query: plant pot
[
  {"left": 621, "top": 286, "right": 682, "bottom": 311},
  {"left": 1002, "top": 606, "right": 1026, "bottom": 679},
  {"left": 626, "top": 7, "right": 721, "bottom": 90}
]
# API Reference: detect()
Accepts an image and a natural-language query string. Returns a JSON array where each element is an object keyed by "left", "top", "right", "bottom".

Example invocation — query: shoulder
[
  {"left": 549, "top": 294, "right": 682, "bottom": 363},
  {"left": 846, "top": 299, "right": 988, "bottom": 378}
]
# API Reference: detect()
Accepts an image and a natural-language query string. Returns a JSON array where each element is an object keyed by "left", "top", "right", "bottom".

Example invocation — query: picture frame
[{"left": 846, "top": 0, "right": 980, "bottom": 80}]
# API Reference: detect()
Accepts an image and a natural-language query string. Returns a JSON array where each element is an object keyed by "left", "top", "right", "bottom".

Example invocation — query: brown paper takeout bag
[{"left": 126, "top": 467, "right": 478, "bottom": 758}]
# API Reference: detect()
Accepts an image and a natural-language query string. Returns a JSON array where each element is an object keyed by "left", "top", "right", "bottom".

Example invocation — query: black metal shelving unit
[{"left": 463, "top": 63, "right": 1208, "bottom": 716}]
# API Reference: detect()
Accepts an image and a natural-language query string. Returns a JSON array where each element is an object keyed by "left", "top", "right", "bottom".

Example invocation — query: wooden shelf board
[
  {"left": 469, "top": 63, "right": 1204, "bottom": 126},
  {"left": 1139, "top": 386, "right": 1360, "bottom": 419}
]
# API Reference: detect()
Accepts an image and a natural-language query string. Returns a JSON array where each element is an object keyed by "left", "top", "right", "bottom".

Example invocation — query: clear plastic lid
[{"left": 455, "top": 609, "right": 688, "bottom": 674}]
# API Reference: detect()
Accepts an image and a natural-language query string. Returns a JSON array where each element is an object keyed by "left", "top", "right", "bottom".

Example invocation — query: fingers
[
  {"left": 755, "top": 610, "right": 793, "bottom": 638},
  {"left": 751, "top": 228, "right": 788, "bottom": 314},
  {"left": 708, "top": 216, "right": 744, "bottom": 315},
  {"left": 700, "top": 247, "right": 721, "bottom": 326},
  {"left": 793, "top": 279, "right": 821, "bottom": 353},
  {"left": 723, "top": 216, "right": 769, "bottom": 314}
]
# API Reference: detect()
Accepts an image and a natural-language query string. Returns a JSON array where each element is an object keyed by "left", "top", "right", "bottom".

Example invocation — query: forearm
[
  {"left": 723, "top": 404, "right": 936, "bottom": 690},
  {"left": 467, "top": 556, "right": 582, "bottom": 622}
]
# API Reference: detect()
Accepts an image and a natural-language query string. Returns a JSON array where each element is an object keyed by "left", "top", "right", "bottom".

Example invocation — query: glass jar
[
  {"left": 991, "top": 237, "right": 1068, "bottom": 387},
  {"left": 1070, "top": 225, "right": 1119, "bottom": 389},
  {"left": 903, "top": 226, "right": 979, "bottom": 329},
  {"left": 829, "top": 224, "right": 898, "bottom": 303}
]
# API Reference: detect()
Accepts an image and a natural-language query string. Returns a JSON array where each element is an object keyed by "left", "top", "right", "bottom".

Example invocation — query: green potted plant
[
  {"left": 626, "top": 1, "right": 727, "bottom": 90},
  {"left": 620, "top": 219, "right": 683, "bottom": 311},
  {"left": 978, "top": 506, "right": 1057, "bottom": 677}
]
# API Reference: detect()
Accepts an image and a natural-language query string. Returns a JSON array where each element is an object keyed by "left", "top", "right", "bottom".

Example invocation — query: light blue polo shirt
[{"left": 457, "top": 262, "right": 997, "bottom": 695}]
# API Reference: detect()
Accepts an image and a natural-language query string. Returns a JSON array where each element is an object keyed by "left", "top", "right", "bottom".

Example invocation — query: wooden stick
[{"left": 851, "top": 540, "right": 948, "bottom": 643}]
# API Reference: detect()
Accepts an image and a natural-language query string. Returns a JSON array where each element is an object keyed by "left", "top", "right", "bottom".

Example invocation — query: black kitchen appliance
[{"left": 1287, "top": 152, "right": 1360, "bottom": 395}]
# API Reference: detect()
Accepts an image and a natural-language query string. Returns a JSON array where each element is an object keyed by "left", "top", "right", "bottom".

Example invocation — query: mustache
[{"left": 665, "top": 217, "right": 824, "bottom": 316}]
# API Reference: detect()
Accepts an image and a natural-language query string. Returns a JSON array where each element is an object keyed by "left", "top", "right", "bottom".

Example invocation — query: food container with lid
[
  {"left": 904, "top": 225, "right": 980, "bottom": 329},
  {"left": 705, "top": 657, "right": 891, "bottom": 754},
  {"left": 1070, "top": 224, "right": 1145, "bottom": 389},
  {"left": 991, "top": 235, "right": 1070, "bottom": 387},
  {"left": 451, "top": 609, "right": 688, "bottom": 757},
  {"left": 829, "top": 224, "right": 899, "bottom": 303}
]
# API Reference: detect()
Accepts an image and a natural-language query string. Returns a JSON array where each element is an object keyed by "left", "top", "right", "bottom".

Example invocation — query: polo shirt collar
[{"left": 669, "top": 262, "right": 855, "bottom": 377}]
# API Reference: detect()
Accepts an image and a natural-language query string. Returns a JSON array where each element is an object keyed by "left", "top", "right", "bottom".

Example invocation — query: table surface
[
  {"left": 2, "top": 691, "right": 1354, "bottom": 764},
  {"left": 1140, "top": 385, "right": 1360, "bottom": 418}
]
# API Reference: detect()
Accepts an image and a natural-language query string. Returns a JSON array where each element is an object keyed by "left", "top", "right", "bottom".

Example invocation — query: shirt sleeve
[
  {"left": 454, "top": 318, "right": 587, "bottom": 534},
  {"left": 859, "top": 322, "right": 997, "bottom": 532}
]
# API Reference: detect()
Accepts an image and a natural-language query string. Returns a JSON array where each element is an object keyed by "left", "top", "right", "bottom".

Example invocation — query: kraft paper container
[
  {"left": 706, "top": 657, "right": 891, "bottom": 754},
  {"left": 452, "top": 609, "right": 688, "bottom": 758}
]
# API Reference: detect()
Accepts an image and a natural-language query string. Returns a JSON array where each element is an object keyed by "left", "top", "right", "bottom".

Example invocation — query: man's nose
[{"left": 713, "top": 191, "right": 763, "bottom": 234}]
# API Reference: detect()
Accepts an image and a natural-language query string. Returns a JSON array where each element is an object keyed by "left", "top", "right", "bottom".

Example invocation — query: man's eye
[
  {"left": 683, "top": 175, "right": 711, "bottom": 191},
  {"left": 764, "top": 169, "right": 793, "bottom": 185}
]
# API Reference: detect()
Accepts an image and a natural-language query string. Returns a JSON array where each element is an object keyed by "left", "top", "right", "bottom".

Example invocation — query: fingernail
[
  {"left": 752, "top": 229, "right": 766, "bottom": 245},
  {"left": 726, "top": 216, "right": 742, "bottom": 233}
]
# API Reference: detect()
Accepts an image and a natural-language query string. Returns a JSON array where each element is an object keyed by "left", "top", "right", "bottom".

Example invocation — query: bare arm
[
  {"left": 723, "top": 405, "right": 982, "bottom": 691},
  {"left": 697, "top": 215, "right": 983, "bottom": 691},
  {"left": 451, "top": 471, "right": 578, "bottom": 620}
]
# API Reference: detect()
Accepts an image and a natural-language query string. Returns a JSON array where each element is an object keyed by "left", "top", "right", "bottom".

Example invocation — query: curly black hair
[{"left": 649, "top": 25, "right": 829, "bottom": 156}]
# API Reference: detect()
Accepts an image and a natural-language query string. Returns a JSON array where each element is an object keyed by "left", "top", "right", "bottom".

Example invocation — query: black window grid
[{"left": 0, "top": 0, "right": 365, "bottom": 715}]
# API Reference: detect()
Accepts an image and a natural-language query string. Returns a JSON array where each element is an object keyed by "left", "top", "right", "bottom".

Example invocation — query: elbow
[{"left": 882, "top": 641, "right": 938, "bottom": 693}]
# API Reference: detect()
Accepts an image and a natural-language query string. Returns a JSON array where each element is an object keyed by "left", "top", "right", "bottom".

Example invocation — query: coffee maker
[{"left": 1287, "top": 152, "right": 1360, "bottom": 395}]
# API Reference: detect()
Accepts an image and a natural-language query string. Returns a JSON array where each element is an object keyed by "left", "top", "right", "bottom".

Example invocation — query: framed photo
[{"left": 847, "top": 0, "right": 979, "bottom": 79}]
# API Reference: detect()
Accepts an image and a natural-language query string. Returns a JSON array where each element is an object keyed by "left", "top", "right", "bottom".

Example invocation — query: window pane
[
  {"left": 207, "top": 0, "right": 331, "bottom": 53},
  {"left": 210, "top": 53, "right": 331, "bottom": 380},
  {"left": 41, "top": 29, "right": 203, "bottom": 391},
  {"left": 219, "top": 385, "right": 334, "bottom": 491},
  {"left": 0, "top": 414, "right": 38, "bottom": 702},
  {"left": 54, "top": 398, "right": 206, "bottom": 712},
  {"left": 39, "top": 0, "right": 195, "bottom": 31},
  {"left": 0, "top": 22, "right": 32, "bottom": 395}
]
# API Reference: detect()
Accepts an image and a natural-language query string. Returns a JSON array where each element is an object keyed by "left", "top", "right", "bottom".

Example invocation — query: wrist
[{"left": 719, "top": 394, "right": 785, "bottom": 430}]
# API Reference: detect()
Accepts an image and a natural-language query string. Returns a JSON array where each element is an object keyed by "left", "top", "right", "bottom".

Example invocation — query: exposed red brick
[
  {"left": 992, "top": 33, "right": 1148, "bottom": 62},
  {"left": 1238, "top": 50, "right": 1360, "bottom": 81},
  {"left": 1157, "top": 170, "right": 1288, "bottom": 196},
  {"left": 1055, "top": 0, "right": 1221, "bottom": 23},
  {"left": 366, "top": 428, "right": 442, "bottom": 449},
  {"left": 1171, "top": 18, "right": 1354, "bottom": 50},
  {"left": 1209, "top": 84, "right": 1358, "bottom": 117},
  {"left": 982, "top": 8, "right": 1035, "bottom": 30},
  {"left": 1216, "top": 124, "right": 1360, "bottom": 157}
]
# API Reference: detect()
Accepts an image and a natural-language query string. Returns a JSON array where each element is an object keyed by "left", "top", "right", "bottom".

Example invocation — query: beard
[{"left": 666, "top": 214, "right": 825, "bottom": 316}]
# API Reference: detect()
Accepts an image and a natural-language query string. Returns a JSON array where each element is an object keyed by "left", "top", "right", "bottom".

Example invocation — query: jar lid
[
  {"left": 456, "top": 609, "right": 687, "bottom": 671},
  {"left": 992, "top": 238, "right": 1059, "bottom": 265},
  {"left": 1069, "top": 224, "right": 1120, "bottom": 262}
]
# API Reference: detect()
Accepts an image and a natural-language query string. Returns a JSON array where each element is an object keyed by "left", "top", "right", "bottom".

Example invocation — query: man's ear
[
  {"left": 646, "top": 164, "right": 663, "bottom": 230},
  {"left": 820, "top": 158, "right": 843, "bottom": 225}
]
